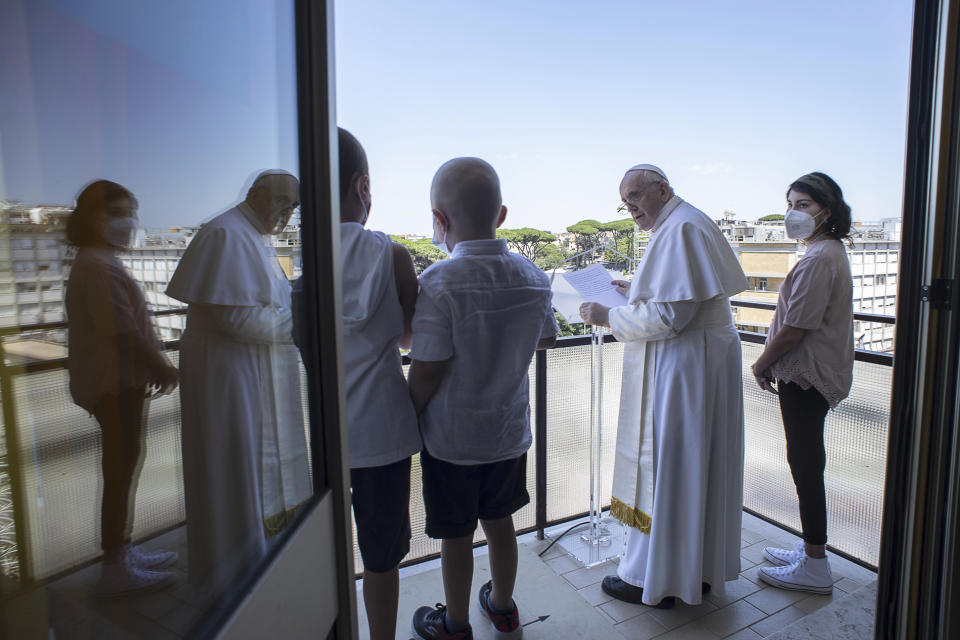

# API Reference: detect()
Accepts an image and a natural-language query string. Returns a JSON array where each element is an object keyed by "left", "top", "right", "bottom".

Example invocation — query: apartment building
[
  {"left": 0, "top": 202, "right": 302, "bottom": 348},
  {"left": 731, "top": 231, "right": 900, "bottom": 352},
  {"left": 0, "top": 203, "right": 72, "bottom": 330}
]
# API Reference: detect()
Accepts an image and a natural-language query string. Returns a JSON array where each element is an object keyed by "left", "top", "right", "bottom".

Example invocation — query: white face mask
[
  {"left": 104, "top": 217, "right": 137, "bottom": 248},
  {"left": 432, "top": 222, "right": 450, "bottom": 255},
  {"left": 784, "top": 208, "right": 826, "bottom": 240},
  {"left": 359, "top": 190, "right": 370, "bottom": 226}
]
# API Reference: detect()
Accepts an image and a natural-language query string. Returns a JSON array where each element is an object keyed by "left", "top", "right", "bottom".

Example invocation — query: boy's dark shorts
[
  {"left": 350, "top": 457, "right": 411, "bottom": 573},
  {"left": 420, "top": 450, "right": 529, "bottom": 539}
]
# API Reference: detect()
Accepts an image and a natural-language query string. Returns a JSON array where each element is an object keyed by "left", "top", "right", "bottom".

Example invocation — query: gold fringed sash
[
  {"left": 610, "top": 338, "right": 657, "bottom": 536},
  {"left": 610, "top": 496, "right": 652, "bottom": 534},
  {"left": 264, "top": 499, "right": 308, "bottom": 538}
]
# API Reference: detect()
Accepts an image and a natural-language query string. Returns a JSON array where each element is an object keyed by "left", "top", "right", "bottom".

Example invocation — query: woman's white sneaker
[
  {"left": 96, "top": 562, "right": 176, "bottom": 597},
  {"left": 763, "top": 539, "right": 806, "bottom": 566},
  {"left": 758, "top": 555, "right": 833, "bottom": 594},
  {"left": 126, "top": 544, "right": 179, "bottom": 570}
]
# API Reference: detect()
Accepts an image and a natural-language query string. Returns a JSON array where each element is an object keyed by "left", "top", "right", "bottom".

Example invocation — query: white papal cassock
[
  {"left": 167, "top": 203, "right": 311, "bottom": 590},
  {"left": 608, "top": 195, "right": 748, "bottom": 605}
]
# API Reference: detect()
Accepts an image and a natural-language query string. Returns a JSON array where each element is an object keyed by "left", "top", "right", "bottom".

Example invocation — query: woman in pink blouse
[
  {"left": 750, "top": 172, "right": 854, "bottom": 595},
  {"left": 65, "top": 180, "right": 179, "bottom": 596}
]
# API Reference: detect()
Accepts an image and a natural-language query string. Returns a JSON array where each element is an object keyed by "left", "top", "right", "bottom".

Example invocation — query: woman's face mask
[
  {"left": 784, "top": 207, "right": 827, "bottom": 240},
  {"left": 104, "top": 216, "right": 138, "bottom": 248}
]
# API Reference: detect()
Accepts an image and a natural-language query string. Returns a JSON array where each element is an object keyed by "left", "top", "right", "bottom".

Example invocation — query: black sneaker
[
  {"left": 412, "top": 603, "right": 474, "bottom": 640},
  {"left": 478, "top": 580, "right": 522, "bottom": 637}
]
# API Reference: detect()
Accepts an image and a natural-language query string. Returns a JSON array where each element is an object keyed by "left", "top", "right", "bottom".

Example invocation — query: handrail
[
  {"left": 0, "top": 307, "right": 186, "bottom": 337},
  {"left": 730, "top": 298, "right": 896, "bottom": 325},
  {"left": 0, "top": 299, "right": 895, "bottom": 339}
]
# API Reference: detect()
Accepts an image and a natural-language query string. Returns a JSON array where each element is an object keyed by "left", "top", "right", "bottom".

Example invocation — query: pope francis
[{"left": 580, "top": 164, "right": 748, "bottom": 608}]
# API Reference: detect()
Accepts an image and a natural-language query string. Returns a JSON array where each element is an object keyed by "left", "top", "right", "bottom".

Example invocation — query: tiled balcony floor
[
  {"left": 365, "top": 512, "right": 878, "bottom": 639},
  {"left": 6, "top": 512, "right": 877, "bottom": 639}
]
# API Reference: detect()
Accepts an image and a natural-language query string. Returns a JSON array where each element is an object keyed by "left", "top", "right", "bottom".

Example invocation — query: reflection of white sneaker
[
  {"left": 97, "top": 562, "right": 176, "bottom": 597},
  {"left": 127, "top": 545, "right": 178, "bottom": 570},
  {"left": 758, "top": 556, "right": 833, "bottom": 594},
  {"left": 763, "top": 539, "right": 806, "bottom": 566}
]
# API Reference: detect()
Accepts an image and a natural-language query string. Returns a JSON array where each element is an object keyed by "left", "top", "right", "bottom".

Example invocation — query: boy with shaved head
[{"left": 408, "top": 158, "right": 557, "bottom": 640}]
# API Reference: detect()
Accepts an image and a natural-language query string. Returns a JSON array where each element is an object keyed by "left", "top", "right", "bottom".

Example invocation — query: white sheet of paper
[{"left": 550, "top": 263, "right": 628, "bottom": 323}]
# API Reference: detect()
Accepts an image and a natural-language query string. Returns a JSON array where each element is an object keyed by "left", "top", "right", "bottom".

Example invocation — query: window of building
[{"left": 758, "top": 277, "right": 768, "bottom": 291}]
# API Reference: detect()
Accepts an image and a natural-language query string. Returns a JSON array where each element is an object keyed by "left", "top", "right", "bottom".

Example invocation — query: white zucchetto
[{"left": 627, "top": 164, "right": 668, "bottom": 182}]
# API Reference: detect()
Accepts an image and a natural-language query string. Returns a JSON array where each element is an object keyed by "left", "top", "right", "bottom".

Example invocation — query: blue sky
[{"left": 2, "top": 1, "right": 913, "bottom": 234}]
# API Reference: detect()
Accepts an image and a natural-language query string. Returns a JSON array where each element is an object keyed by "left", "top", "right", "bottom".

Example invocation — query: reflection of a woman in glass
[{"left": 65, "top": 180, "right": 179, "bottom": 597}]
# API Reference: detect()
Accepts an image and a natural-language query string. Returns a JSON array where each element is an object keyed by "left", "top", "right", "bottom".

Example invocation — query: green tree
[
  {"left": 566, "top": 220, "right": 602, "bottom": 254},
  {"left": 555, "top": 312, "right": 585, "bottom": 337},
  {"left": 390, "top": 236, "right": 447, "bottom": 274},
  {"left": 533, "top": 242, "right": 566, "bottom": 271},
  {"left": 758, "top": 214, "right": 785, "bottom": 222},
  {"left": 597, "top": 218, "right": 637, "bottom": 269},
  {"left": 497, "top": 227, "right": 557, "bottom": 262}
]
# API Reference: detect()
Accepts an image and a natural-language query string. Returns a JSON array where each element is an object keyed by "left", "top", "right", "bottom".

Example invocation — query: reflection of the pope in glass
[
  {"left": 167, "top": 171, "right": 311, "bottom": 592},
  {"left": 65, "top": 180, "right": 180, "bottom": 597}
]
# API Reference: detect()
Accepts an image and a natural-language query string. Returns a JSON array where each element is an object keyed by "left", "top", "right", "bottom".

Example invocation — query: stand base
[{"left": 552, "top": 513, "right": 624, "bottom": 568}]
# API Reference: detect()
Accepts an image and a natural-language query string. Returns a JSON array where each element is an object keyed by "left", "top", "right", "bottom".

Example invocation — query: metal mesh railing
[
  {"left": 740, "top": 342, "right": 891, "bottom": 565},
  {"left": 8, "top": 356, "right": 184, "bottom": 580},
  {"left": 0, "top": 308, "right": 893, "bottom": 586}
]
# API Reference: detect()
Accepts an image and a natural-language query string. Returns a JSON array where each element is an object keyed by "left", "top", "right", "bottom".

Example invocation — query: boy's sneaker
[
  {"left": 96, "top": 562, "right": 176, "bottom": 598},
  {"left": 412, "top": 604, "right": 474, "bottom": 640},
  {"left": 758, "top": 555, "right": 833, "bottom": 594},
  {"left": 126, "top": 544, "right": 179, "bottom": 570},
  {"left": 763, "top": 539, "right": 806, "bottom": 566},
  {"left": 478, "top": 580, "right": 522, "bottom": 637}
]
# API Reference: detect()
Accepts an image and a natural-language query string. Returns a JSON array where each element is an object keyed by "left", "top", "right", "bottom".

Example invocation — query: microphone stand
[{"left": 549, "top": 240, "right": 635, "bottom": 566}]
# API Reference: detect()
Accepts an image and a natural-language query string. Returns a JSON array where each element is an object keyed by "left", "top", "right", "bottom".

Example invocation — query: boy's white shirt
[
  {"left": 411, "top": 238, "right": 558, "bottom": 465},
  {"left": 340, "top": 222, "right": 421, "bottom": 468}
]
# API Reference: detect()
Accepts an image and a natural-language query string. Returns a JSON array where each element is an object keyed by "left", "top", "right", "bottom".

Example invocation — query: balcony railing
[{"left": 0, "top": 302, "right": 893, "bottom": 588}]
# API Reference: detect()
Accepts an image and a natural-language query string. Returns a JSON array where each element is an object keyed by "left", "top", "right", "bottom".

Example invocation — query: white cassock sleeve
[
  {"left": 608, "top": 300, "right": 700, "bottom": 343},
  {"left": 203, "top": 304, "right": 294, "bottom": 345}
]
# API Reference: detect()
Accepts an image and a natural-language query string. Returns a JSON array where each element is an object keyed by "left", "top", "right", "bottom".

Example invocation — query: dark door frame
[
  {"left": 294, "top": 0, "right": 358, "bottom": 637},
  {"left": 877, "top": 0, "right": 960, "bottom": 638}
]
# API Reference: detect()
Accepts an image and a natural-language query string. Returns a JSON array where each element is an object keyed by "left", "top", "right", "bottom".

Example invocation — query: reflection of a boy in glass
[{"left": 65, "top": 180, "right": 179, "bottom": 597}]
